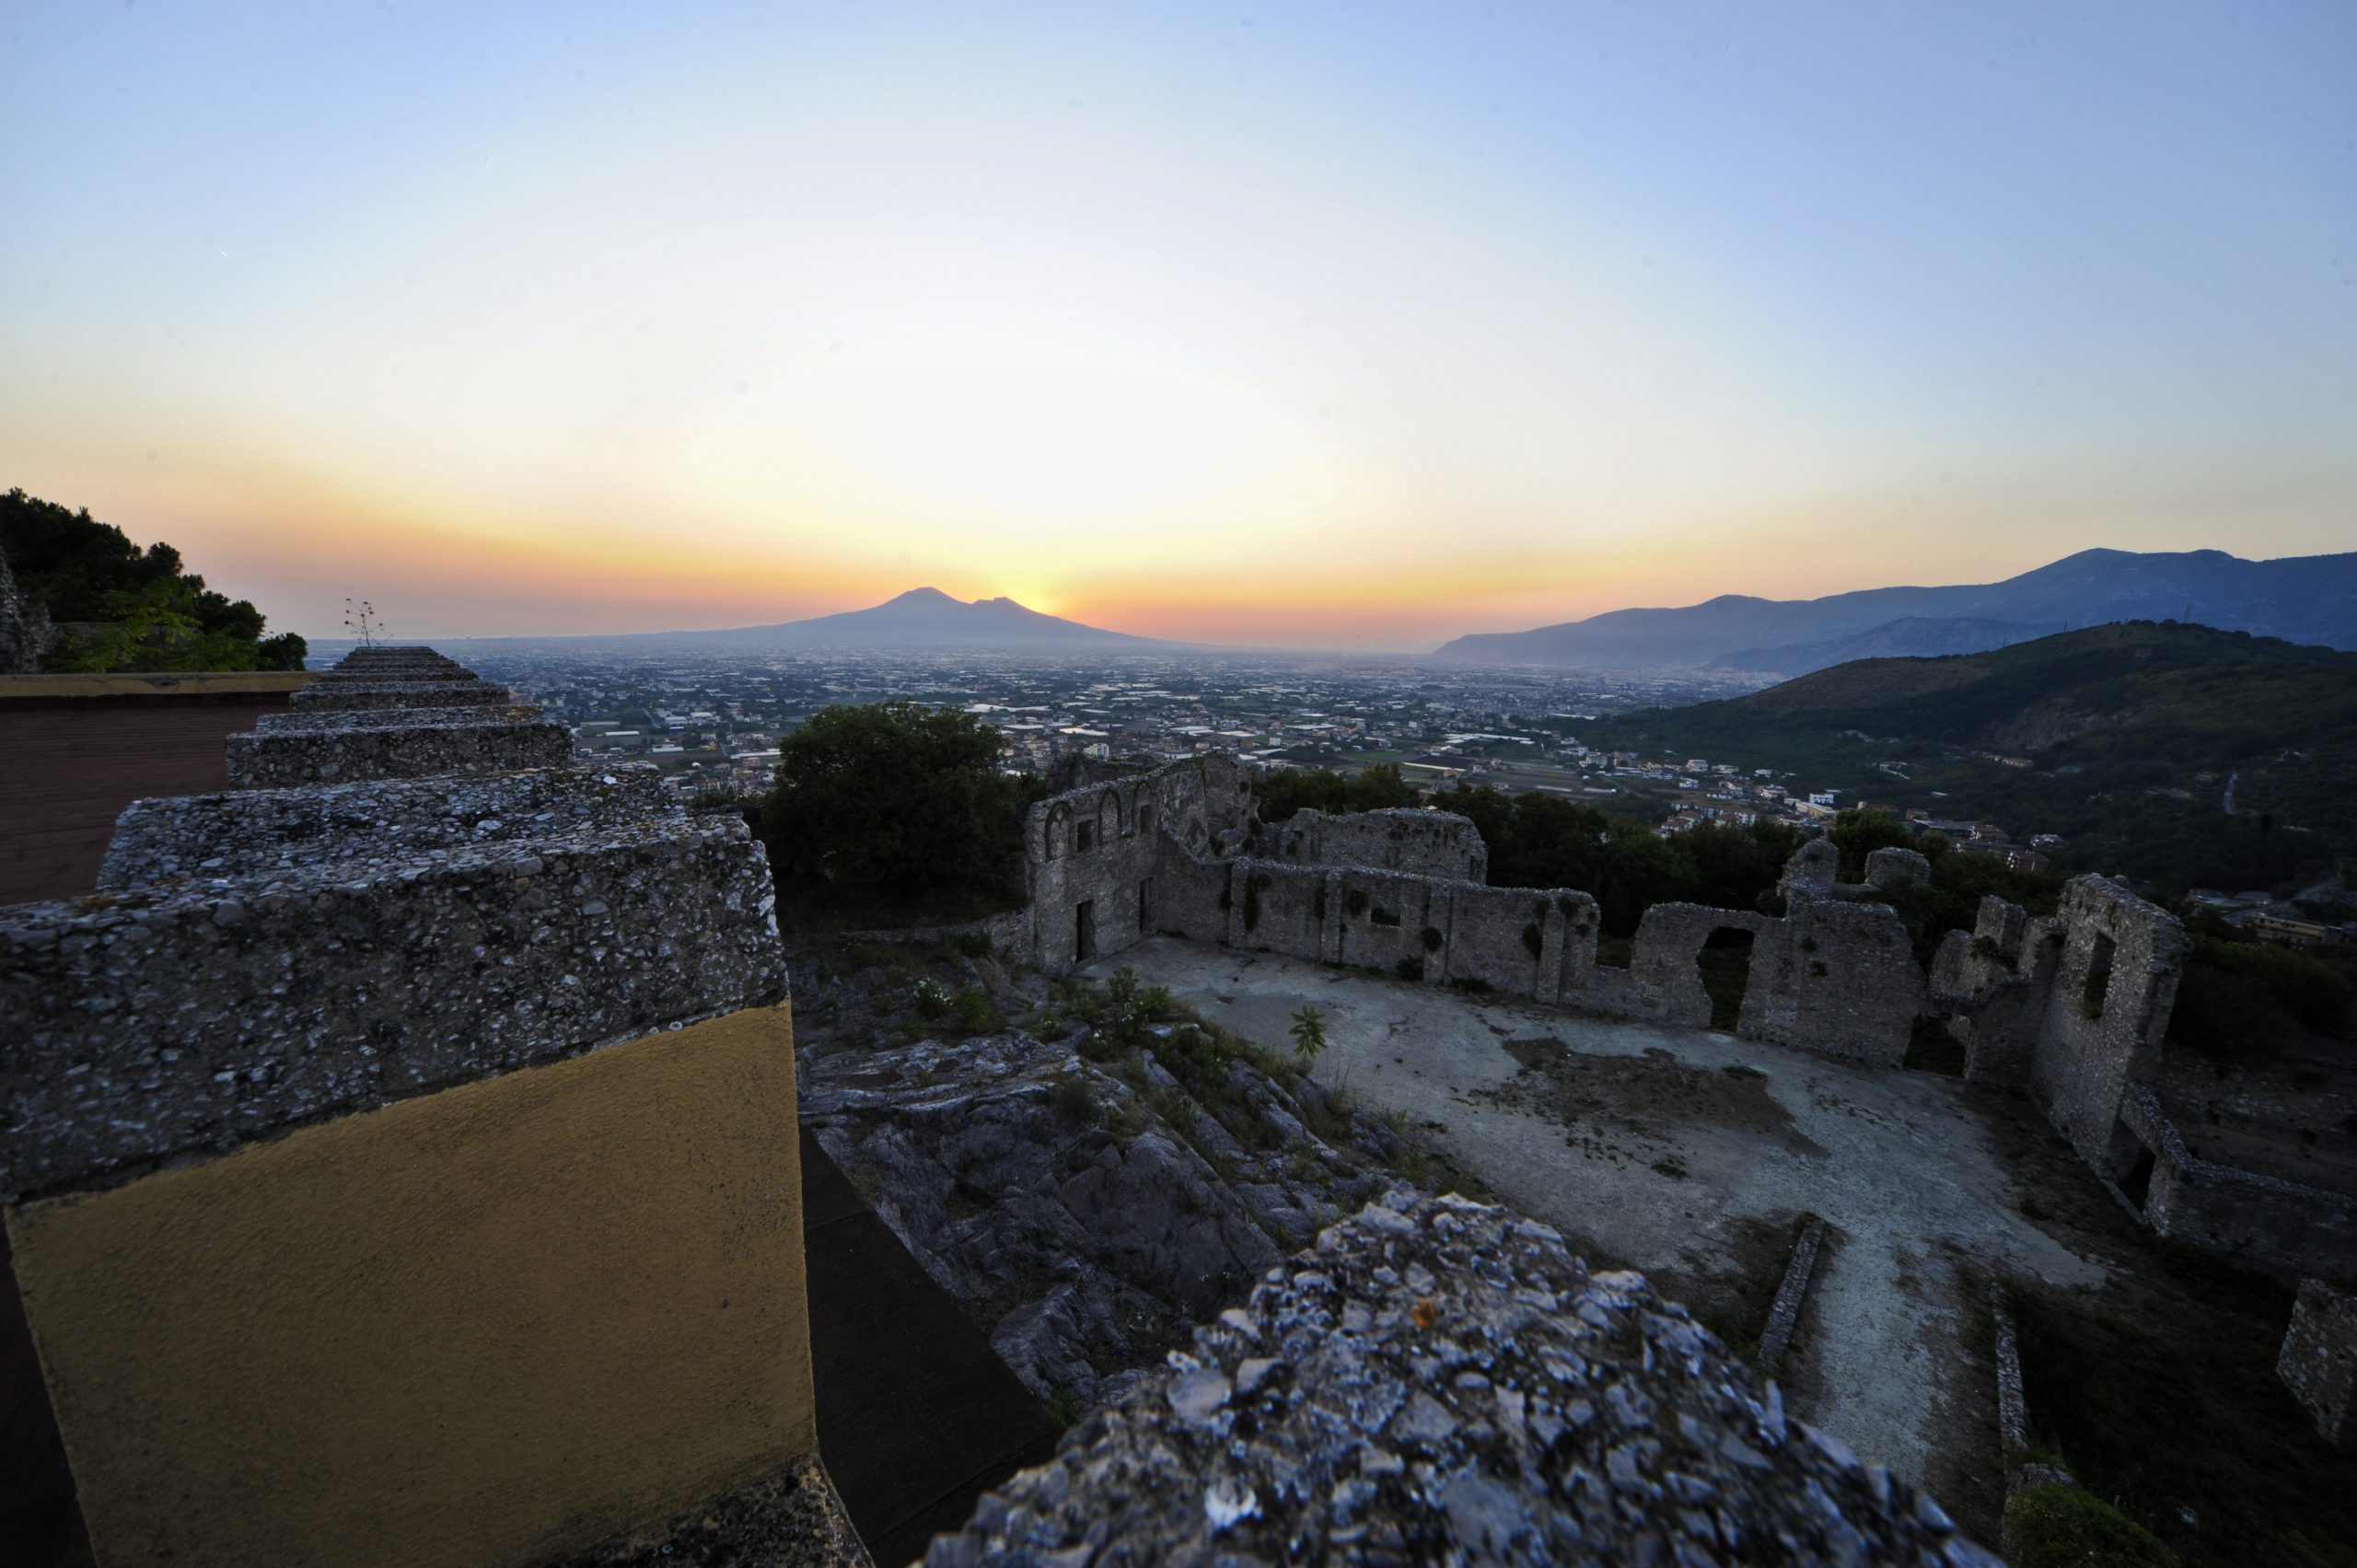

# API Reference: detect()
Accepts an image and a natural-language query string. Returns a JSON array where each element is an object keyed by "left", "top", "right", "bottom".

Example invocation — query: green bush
[
  {"left": 2002, "top": 1484, "right": 2177, "bottom": 1568},
  {"left": 1048, "top": 1075, "right": 1097, "bottom": 1125},
  {"left": 1396, "top": 956, "right": 1425, "bottom": 982}
]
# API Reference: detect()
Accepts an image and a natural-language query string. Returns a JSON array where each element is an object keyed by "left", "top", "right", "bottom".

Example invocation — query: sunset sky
[{"left": 4, "top": 2, "right": 2352, "bottom": 649}]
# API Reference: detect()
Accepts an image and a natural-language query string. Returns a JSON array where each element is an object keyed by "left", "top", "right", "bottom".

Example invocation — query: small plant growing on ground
[
  {"left": 912, "top": 977, "right": 950, "bottom": 1020},
  {"left": 953, "top": 982, "right": 994, "bottom": 1033},
  {"left": 1396, "top": 956, "right": 1426, "bottom": 982},
  {"left": 1288, "top": 1005, "right": 1329, "bottom": 1067},
  {"left": 1048, "top": 1074, "right": 1097, "bottom": 1125}
]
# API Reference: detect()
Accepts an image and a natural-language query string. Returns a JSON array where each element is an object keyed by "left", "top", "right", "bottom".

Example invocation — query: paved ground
[{"left": 1091, "top": 937, "right": 2107, "bottom": 1500}]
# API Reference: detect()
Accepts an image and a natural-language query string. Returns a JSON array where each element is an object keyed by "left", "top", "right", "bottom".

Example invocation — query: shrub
[
  {"left": 1450, "top": 976, "right": 1493, "bottom": 994},
  {"left": 1970, "top": 934, "right": 2005, "bottom": 963},
  {"left": 953, "top": 929, "right": 995, "bottom": 959},
  {"left": 1396, "top": 956, "right": 1425, "bottom": 982},
  {"left": 2001, "top": 1484, "right": 2177, "bottom": 1568},
  {"left": 912, "top": 977, "right": 950, "bottom": 1020},
  {"left": 1345, "top": 889, "right": 1369, "bottom": 920},
  {"left": 1048, "top": 1075, "right": 1097, "bottom": 1125},
  {"left": 1422, "top": 924, "right": 1445, "bottom": 953},
  {"left": 1521, "top": 922, "right": 1543, "bottom": 958},
  {"left": 953, "top": 982, "right": 994, "bottom": 1033}
]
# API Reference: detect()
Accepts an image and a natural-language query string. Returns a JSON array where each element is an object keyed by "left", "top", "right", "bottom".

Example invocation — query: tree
[
  {"left": 1252, "top": 762, "right": 1421, "bottom": 821},
  {"left": 1829, "top": 808, "right": 1920, "bottom": 880},
  {"left": 1, "top": 488, "right": 303, "bottom": 671},
  {"left": 761, "top": 701, "right": 1039, "bottom": 904}
]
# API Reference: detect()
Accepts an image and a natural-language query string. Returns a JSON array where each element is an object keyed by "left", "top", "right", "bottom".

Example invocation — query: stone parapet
[
  {"left": 929, "top": 1191, "right": 1997, "bottom": 1566},
  {"left": 97, "top": 763, "right": 677, "bottom": 890},
  {"left": 226, "top": 706, "right": 572, "bottom": 786},
  {"left": 289, "top": 679, "right": 515, "bottom": 710},
  {"left": 1, "top": 813, "right": 784, "bottom": 1200},
  {"left": 311, "top": 665, "right": 482, "bottom": 685}
]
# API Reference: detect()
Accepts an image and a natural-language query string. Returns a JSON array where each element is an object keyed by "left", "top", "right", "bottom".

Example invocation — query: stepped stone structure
[{"left": 1, "top": 648, "right": 863, "bottom": 1568}]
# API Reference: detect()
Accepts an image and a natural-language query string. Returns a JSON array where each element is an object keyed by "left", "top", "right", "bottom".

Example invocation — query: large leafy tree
[
  {"left": 761, "top": 701, "right": 1038, "bottom": 901},
  {"left": 1250, "top": 763, "right": 1420, "bottom": 821},
  {"left": 0, "top": 487, "right": 304, "bottom": 670}
]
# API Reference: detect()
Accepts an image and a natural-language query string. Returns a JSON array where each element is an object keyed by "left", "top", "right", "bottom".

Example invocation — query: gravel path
[{"left": 1093, "top": 938, "right": 2107, "bottom": 1496}]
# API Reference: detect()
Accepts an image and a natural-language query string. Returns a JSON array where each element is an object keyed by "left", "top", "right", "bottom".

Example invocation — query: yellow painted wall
[
  {"left": 0, "top": 671, "right": 315, "bottom": 698},
  {"left": 6, "top": 1004, "right": 811, "bottom": 1568}
]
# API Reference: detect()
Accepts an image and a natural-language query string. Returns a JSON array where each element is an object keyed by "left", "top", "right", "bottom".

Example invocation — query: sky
[{"left": 4, "top": 3, "right": 2353, "bottom": 650}]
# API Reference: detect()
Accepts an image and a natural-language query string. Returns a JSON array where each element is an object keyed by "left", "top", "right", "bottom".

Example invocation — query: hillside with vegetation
[
  {"left": 1580, "top": 621, "right": 2357, "bottom": 893},
  {"left": 0, "top": 487, "right": 305, "bottom": 672}
]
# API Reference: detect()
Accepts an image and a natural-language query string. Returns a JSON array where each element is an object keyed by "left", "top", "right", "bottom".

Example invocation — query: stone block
[
  {"left": 289, "top": 679, "right": 515, "bottom": 710},
  {"left": 226, "top": 708, "right": 573, "bottom": 787},
  {"left": 1, "top": 815, "right": 785, "bottom": 1199},
  {"left": 2278, "top": 1280, "right": 2357, "bottom": 1450}
]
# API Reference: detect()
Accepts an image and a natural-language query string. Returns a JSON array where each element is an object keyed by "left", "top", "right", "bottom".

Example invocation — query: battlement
[
  {"left": 98, "top": 763, "right": 677, "bottom": 889},
  {"left": 289, "top": 678, "right": 517, "bottom": 709},
  {"left": 0, "top": 646, "right": 851, "bottom": 1568},
  {"left": 226, "top": 703, "right": 573, "bottom": 786}
]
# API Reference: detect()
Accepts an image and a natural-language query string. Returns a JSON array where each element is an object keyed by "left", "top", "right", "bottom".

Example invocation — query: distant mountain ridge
[
  {"left": 636, "top": 587, "right": 1172, "bottom": 651},
  {"left": 1713, "top": 616, "right": 2058, "bottom": 676},
  {"left": 1432, "top": 548, "right": 2357, "bottom": 669},
  {"left": 1577, "top": 621, "right": 2357, "bottom": 889}
]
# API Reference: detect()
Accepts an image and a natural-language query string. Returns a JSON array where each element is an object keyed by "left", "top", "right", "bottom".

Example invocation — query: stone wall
[
  {"left": 2027, "top": 877, "right": 2190, "bottom": 1171},
  {"left": 0, "top": 544, "right": 56, "bottom": 674},
  {"left": 1256, "top": 807, "right": 1487, "bottom": 881},
  {"left": 1018, "top": 754, "right": 1254, "bottom": 970},
  {"left": 2118, "top": 1086, "right": 2356, "bottom": 1285},
  {"left": 2278, "top": 1281, "right": 2357, "bottom": 1451}
]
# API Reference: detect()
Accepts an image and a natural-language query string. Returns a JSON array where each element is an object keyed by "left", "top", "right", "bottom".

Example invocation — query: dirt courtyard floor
[{"left": 1090, "top": 937, "right": 2111, "bottom": 1526}]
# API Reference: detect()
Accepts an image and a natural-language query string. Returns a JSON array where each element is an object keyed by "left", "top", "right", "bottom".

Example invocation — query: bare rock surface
[
  {"left": 792, "top": 945, "right": 1423, "bottom": 1409},
  {"left": 927, "top": 1191, "right": 2000, "bottom": 1567}
]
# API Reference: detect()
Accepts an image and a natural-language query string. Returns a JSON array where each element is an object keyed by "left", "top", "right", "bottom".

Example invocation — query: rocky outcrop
[
  {"left": 927, "top": 1191, "right": 1998, "bottom": 1567},
  {"left": 797, "top": 994, "right": 1414, "bottom": 1408}
]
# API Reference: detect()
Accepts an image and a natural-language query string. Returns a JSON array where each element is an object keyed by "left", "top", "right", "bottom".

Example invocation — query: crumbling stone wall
[
  {"left": 2116, "top": 1086, "right": 2355, "bottom": 1284},
  {"left": 2278, "top": 1281, "right": 2357, "bottom": 1451},
  {"left": 930, "top": 1190, "right": 1998, "bottom": 1566},
  {"left": 1257, "top": 807, "right": 1487, "bottom": 882},
  {"left": 2026, "top": 878, "right": 2189, "bottom": 1170},
  {"left": 0, "top": 544, "right": 57, "bottom": 674},
  {"left": 1019, "top": 753, "right": 1253, "bottom": 969}
]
